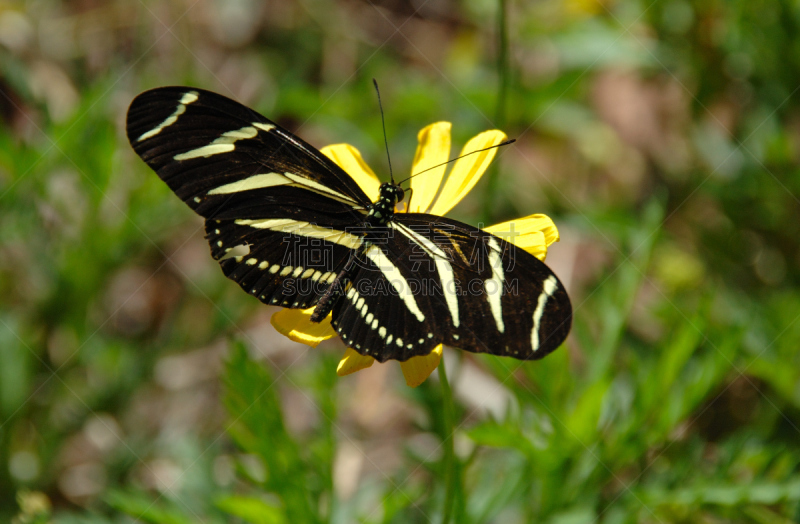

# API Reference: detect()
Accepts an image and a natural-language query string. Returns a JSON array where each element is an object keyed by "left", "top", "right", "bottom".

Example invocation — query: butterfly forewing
[{"left": 126, "top": 87, "right": 373, "bottom": 217}]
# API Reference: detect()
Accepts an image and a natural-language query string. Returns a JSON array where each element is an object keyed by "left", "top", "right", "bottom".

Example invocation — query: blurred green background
[{"left": 2, "top": 0, "right": 800, "bottom": 522}]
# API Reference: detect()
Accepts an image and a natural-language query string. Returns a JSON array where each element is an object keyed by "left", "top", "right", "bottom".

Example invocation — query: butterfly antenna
[
  {"left": 373, "top": 79, "right": 395, "bottom": 185},
  {"left": 396, "top": 138, "right": 516, "bottom": 186}
]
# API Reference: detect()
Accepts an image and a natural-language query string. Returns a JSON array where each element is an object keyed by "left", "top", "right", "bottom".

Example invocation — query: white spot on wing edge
[
  {"left": 180, "top": 92, "right": 199, "bottom": 105},
  {"left": 531, "top": 275, "right": 559, "bottom": 352},
  {"left": 364, "top": 244, "right": 425, "bottom": 323}
]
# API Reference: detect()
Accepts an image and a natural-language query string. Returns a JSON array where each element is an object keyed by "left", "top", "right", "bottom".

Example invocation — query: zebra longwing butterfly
[{"left": 126, "top": 87, "right": 571, "bottom": 363}]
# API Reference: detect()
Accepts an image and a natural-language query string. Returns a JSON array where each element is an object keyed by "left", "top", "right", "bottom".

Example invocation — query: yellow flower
[{"left": 270, "top": 122, "right": 560, "bottom": 387}]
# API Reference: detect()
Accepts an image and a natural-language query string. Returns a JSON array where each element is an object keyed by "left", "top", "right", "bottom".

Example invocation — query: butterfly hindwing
[
  {"left": 205, "top": 218, "right": 360, "bottom": 310},
  {"left": 330, "top": 227, "right": 449, "bottom": 361},
  {"left": 331, "top": 214, "right": 572, "bottom": 362}
]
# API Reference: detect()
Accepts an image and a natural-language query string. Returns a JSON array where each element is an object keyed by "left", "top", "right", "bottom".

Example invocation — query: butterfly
[{"left": 126, "top": 87, "right": 571, "bottom": 363}]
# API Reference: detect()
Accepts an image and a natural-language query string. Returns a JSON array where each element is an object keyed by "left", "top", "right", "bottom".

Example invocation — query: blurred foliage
[{"left": 1, "top": 0, "right": 800, "bottom": 522}]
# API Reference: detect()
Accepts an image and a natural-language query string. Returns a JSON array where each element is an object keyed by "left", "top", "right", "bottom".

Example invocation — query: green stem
[
  {"left": 482, "top": 0, "right": 510, "bottom": 224},
  {"left": 495, "top": 0, "right": 510, "bottom": 127},
  {"left": 439, "top": 357, "right": 456, "bottom": 524}
]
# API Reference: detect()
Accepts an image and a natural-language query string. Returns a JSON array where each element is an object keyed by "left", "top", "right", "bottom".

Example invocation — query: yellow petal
[
  {"left": 336, "top": 348, "right": 375, "bottom": 376},
  {"left": 400, "top": 345, "right": 443, "bottom": 387},
  {"left": 566, "top": 0, "right": 604, "bottom": 16},
  {"left": 270, "top": 307, "right": 337, "bottom": 347},
  {"left": 321, "top": 144, "right": 381, "bottom": 202},
  {"left": 483, "top": 214, "right": 560, "bottom": 261},
  {"left": 408, "top": 122, "right": 451, "bottom": 213},
  {"left": 429, "top": 130, "right": 507, "bottom": 216}
]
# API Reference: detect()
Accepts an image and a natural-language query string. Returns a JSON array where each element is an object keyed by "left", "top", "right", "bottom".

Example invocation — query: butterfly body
[
  {"left": 127, "top": 87, "right": 571, "bottom": 363},
  {"left": 310, "top": 182, "right": 403, "bottom": 322},
  {"left": 365, "top": 183, "right": 403, "bottom": 228}
]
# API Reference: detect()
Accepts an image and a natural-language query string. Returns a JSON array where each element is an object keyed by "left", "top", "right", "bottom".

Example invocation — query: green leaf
[
  {"left": 223, "top": 341, "right": 321, "bottom": 524},
  {"left": 215, "top": 495, "right": 287, "bottom": 524},
  {"left": 565, "top": 379, "right": 611, "bottom": 445},
  {"left": 0, "top": 315, "right": 31, "bottom": 418},
  {"left": 546, "top": 506, "right": 597, "bottom": 524},
  {"left": 642, "top": 477, "right": 800, "bottom": 508},
  {"left": 105, "top": 491, "right": 195, "bottom": 524},
  {"left": 466, "top": 420, "right": 535, "bottom": 455}
]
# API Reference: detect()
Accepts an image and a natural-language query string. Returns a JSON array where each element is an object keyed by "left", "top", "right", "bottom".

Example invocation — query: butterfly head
[{"left": 379, "top": 182, "right": 405, "bottom": 205}]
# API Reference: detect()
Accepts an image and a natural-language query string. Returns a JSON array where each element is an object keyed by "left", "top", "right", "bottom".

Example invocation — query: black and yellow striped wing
[
  {"left": 127, "top": 87, "right": 369, "bottom": 310},
  {"left": 127, "top": 87, "right": 373, "bottom": 219},
  {"left": 331, "top": 214, "right": 571, "bottom": 362}
]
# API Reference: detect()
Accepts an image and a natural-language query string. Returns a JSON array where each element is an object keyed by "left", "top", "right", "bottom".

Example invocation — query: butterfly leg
[
  {"left": 310, "top": 251, "right": 360, "bottom": 322},
  {"left": 405, "top": 187, "right": 414, "bottom": 212}
]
